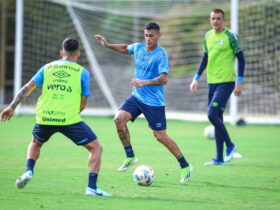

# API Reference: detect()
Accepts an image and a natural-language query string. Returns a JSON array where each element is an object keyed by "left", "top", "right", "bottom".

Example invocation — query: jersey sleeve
[
  {"left": 158, "top": 50, "right": 169, "bottom": 74},
  {"left": 228, "top": 31, "right": 242, "bottom": 54},
  {"left": 81, "top": 69, "right": 91, "bottom": 96},
  {"left": 203, "top": 34, "right": 208, "bottom": 53},
  {"left": 32, "top": 65, "right": 45, "bottom": 87},
  {"left": 127, "top": 43, "right": 136, "bottom": 55}
]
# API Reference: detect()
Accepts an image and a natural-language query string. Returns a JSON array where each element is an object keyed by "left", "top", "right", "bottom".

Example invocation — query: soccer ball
[
  {"left": 204, "top": 125, "right": 215, "bottom": 139},
  {"left": 133, "top": 165, "right": 154, "bottom": 186}
]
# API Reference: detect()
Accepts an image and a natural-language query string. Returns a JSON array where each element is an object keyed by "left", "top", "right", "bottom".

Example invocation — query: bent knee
[
  {"left": 114, "top": 116, "right": 125, "bottom": 127},
  {"left": 97, "top": 143, "right": 103, "bottom": 154},
  {"left": 32, "top": 138, "right": 44, "bottom": 147},
  {"left": 207, "top": 108, "right": 219, "bottom": 121},
  {"left": 207, "top": 112, "right": 214, "bottom": 121},
  {"left": 153, "top": 132, "right": 165, "bottom": 142},
  {"left": 114, "top": 111, "right": 131, "bottom": 127},
  {"left": 95, "top": 141, "right": 103, "bottom": 152},
  {"left": 87, "top": 140, "right": 103, "bottom": 153}
]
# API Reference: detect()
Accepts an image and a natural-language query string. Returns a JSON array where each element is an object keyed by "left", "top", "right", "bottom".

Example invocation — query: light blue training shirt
[
  {"left": 128, "top": 43, "right": 169, "bottom": 106},
  {"left": 32, "top": 59, "right": 91, "bottom": 96}
]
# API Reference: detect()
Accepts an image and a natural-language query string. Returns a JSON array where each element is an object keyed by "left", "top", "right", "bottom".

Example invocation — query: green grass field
[{"left": 0, "top": 115, "right": 279, "bottom": 210}]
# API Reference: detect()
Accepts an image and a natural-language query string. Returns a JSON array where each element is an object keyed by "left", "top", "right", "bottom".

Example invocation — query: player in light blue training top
[
  {"left": 128, "top": 42, "right": 168, "bottom": 106},
  {"left": 95, "top": 22, "right": 192, "bottom": 183}
]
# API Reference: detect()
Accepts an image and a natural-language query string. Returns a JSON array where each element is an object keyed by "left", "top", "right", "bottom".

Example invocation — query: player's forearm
[
  {"left": 193, "top": 52, "right": 208, "bottom": 81},
  {"left": 236, "top": 51, "right": 245, "bottom": 84},
  {"left": 145, "top": 74, "right": 167, "bottom": 86},
  {"left": 9, "top": 82, "right": 35, "bottom": 110},
  {"left": 105, "top": 43, "right": 128, "bottom": 54},
  {"left": 80, "top": 96, "right": 87, "bottom": 112}
]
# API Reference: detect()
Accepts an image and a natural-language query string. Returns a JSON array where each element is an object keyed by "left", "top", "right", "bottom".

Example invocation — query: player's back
[{"left": 36, "top": 59, "right": 83, "bottom": 125}]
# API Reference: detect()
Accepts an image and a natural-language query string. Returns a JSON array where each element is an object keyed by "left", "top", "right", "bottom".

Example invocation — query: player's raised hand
[
  {"left": 94, "top": 35, "right": 108, "bottom": 47},
  {"left": 190, "top": 80, "right": 198, "bottom": 93},
  {"left": 0, "top": 106, "right": 14, "bottom": 122}
]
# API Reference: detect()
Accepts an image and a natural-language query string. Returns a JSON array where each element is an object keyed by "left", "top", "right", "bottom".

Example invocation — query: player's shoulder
[
  {"left": 129, "top": 42, "right": 145, "bottom": 53},
  {"left": 157, "top": 45, "right": 168, "bottom": 58},
  {"left": 132, "top": 42, "right": 145, "bottom": 48},
  {"left": 224, "top": 28, "right": 239, "bottom": 40},
  {"left": 82, "top": 68, "right": 90, "bottom": 76}
]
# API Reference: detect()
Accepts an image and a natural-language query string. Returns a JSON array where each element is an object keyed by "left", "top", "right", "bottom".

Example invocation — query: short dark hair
[
  {"left": 145, "top": 22, "right": 160, "bottom": 32},
  {"left": 212, "top": 8, "right": 225, "bottom": 17},
  {"left": 62, "top": 38, "right": 79, "bottom": 53}
]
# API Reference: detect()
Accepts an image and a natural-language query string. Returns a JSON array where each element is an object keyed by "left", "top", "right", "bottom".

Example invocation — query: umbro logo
[{"left": 53, "top": 70, "right": 70, "bottom": 78}]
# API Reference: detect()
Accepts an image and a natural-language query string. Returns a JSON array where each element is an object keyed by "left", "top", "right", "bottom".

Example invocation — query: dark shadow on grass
[{"left": 149, "top": 181, "right": 194, "bottom": 189}]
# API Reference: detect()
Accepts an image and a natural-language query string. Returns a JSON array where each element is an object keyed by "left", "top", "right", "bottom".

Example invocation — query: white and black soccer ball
[
  {"left": 133, "top": 165, "right": 154, "bottom": 186},
  {"left": 204, "top": 125, "right": 215, "bottom": 139}
]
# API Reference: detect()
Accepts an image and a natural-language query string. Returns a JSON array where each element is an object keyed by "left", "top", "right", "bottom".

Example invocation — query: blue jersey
[
  {"left": 128, "top": 43, "right": 169, "bottom": 106},
  {"left": 32, "top": 59, "right": 91, "bottom": 96}
]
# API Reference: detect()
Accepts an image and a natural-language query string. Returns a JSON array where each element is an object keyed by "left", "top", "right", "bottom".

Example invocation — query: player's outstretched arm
[
  {"left": 0, "top": 80, "right": 37, "bottom": 122},
  {"left": 94, "top": 34, "right": 128, "bottom": 54}
]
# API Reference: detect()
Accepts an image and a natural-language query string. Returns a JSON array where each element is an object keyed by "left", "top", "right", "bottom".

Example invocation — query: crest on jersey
[{"left": 220, "top": 39, "right": 225, "bottom": 45}]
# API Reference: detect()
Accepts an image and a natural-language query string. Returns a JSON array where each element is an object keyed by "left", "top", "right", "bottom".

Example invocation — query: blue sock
[
  {"left": 124, "top": 145, "right": 135, "bottom": 158},
  {"left": 26, "top": 159, "right": 36, "bottom": 173},
  {"left": 88, "top": 172, "right": 98, "bottom": 189},
  {"left": 177, "top": 155, "right": 189, "bottom": 168}
]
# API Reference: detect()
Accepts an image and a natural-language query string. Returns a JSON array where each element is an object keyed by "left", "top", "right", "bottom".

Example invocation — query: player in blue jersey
[
  {"left": 189, "top": 9, "right": 246, "bottom": 166},
  {"left": 95, "top": 22, "right": 192, "bottom": 183},
  {"left": 0, "top": 38, "right": 110, "bottom": 196}
]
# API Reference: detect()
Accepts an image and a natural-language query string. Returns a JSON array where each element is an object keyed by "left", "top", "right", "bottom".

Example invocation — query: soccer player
[
  {"left": 95, "top": 22, "right": 192, "bottom": 183},
  {"left": 0, "top": 38, "right": 111, "bottom": 196},
  {"left": 189, "top": 8, "right": 246, "bottom": 165}
]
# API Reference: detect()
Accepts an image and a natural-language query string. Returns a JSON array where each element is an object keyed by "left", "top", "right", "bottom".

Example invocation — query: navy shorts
[
  {"left": 32, "top": 121, "right": 97, "bottom": 145},
  {"left": 208, "top": 82, "right": 235, "bottom": 112},
  {"left": 119, "top": 95, "right": 166, "bottom": 131}
]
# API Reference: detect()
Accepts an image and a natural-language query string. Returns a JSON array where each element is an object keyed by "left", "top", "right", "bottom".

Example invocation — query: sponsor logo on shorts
[{"left": 155, "top": 123, "right": 162, "bottom": 128}]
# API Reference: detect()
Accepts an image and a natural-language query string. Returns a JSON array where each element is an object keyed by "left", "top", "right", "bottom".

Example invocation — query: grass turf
[{"left": 0, "top": 115, "right": 279, "bottom": 210}]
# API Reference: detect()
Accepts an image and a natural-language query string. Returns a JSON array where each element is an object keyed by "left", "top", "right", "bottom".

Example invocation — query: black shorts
[{"left": 32, "top": 121, "right": 97, "bottom": 145}]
